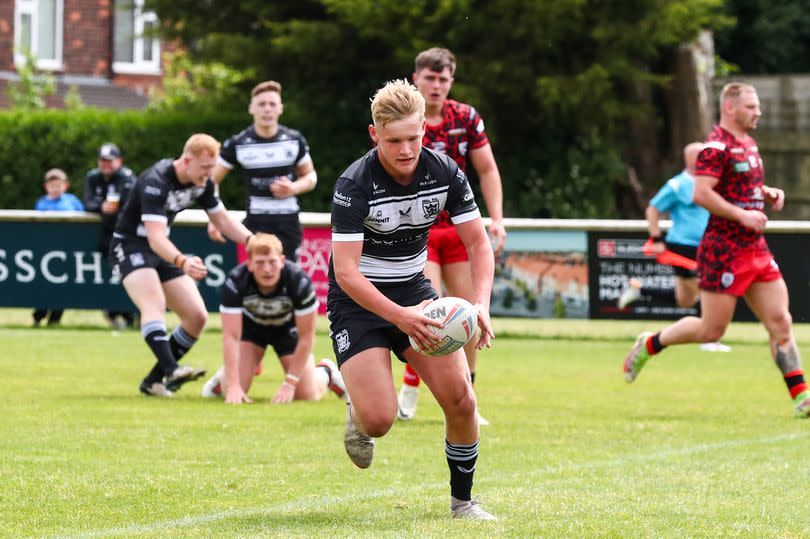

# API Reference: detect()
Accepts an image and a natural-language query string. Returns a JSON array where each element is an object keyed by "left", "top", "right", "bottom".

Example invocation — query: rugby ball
[{"left": 408, "top": 297, "right": 479, "bottom": 357}]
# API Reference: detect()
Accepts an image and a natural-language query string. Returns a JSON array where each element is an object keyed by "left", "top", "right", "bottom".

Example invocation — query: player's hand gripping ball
[{"left": 409, "top": 297, "right": 478, "bottom": 357}]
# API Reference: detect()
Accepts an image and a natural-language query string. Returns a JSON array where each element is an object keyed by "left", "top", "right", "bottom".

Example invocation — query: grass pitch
[{"left": 1, "top": 310, "right": 809, "bottom": 538}]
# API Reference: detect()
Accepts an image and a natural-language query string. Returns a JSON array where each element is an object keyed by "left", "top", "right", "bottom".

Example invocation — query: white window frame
[
  {"left": 112, "top": 0, "right": 161, "bottom": 75},
  {"left": 13, "top": 0, "right": 64, "bottom": 71}
]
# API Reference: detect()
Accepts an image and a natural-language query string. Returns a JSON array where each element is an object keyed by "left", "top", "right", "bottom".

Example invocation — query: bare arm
[
  {"left": 270, "top": 160, "right": 317, "bottom": 198},
  {"left": 222, "top": 312, "right": 252, "bottom": 404},
  {"left": 332, "top": 240, "right": 441, "bottom": 351},
  {"left": 469, "top": 144, "right": 506, "bottom": 254},
  {"left": 644, "top": 205, "right": 666, "bottom": 254},
  {"left": 455, "top": 217, "right": 496, "bottom": 349},
  {"left": 693, "top": 174, "right": 767, "bottom": 232},
  {"left": 207, "top": 208, "right": 253, "bottom": 245},
  {"left": 144, "top": 220, "right": 207, "bottom": 280},
  {"left": 272, "top": 310, "right": 316, "bottom": 404},
  {"left": 207, "top": 164, "right": 231, "bottom": 243}
]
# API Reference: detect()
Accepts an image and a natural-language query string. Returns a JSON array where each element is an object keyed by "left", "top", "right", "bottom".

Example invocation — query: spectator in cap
[
  {"left": 33, "top": 168, "right": 84, "bottom": 326},
  {"left": 83, "top": 143, "right": 138, "bottom": 329}
]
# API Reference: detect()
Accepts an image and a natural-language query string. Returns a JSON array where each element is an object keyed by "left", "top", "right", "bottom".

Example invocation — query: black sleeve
[
  {"left": 196, "top": 178, "right": 222, "bottom": 211},
  {"left": 139, "top": 172, "right": 170, "bottom": 222},
  {"left": 288, "top": 265, "right": 317, "bottom": 312},
  {"left": 82, "top": 172, "right": 102, "bottom": 213},
  {"left": 330, "top": 177, "right": 369, "bottom": 237},
  {"left": 444, "top": 164, "right": 480, "bottom": 224},
  {"left": 117, "top": 168, "right": 137, "bottom": 210},
  {"left": 219, "top": 136, "right": 238, "bottom": 169}
]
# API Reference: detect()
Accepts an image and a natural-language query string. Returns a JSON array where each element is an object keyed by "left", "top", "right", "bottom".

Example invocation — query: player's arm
[
  {"left": 762, "top": 184, "right": 785, "bottom": 211},
  {"left": 270, "top": 159, "right": 317, "bottom": 198},
  {"left": 207, "top": 205, "right": 254, "bottom": 245},
  {"left": 220, "top": 311, "right": 252, "bottom": 404},
  {"left": 469, "top": 144, "right": 506, "bottom": 254},
  {"left": 455, "top": 218, "right": 495, "bottom": 349},
  {"left": 142, "top": 219, "right": 208, "bottom": 280},
  {"left": 644, "top": 204, "right": 666, "bottom": 254},
  {"left": 272, "top": 310, "right": 316, "bottom": 404},
  {"left": 693, "top": 174, "right": 767, "bottom": 232},
  {"left": 206, "top": 163, "right": 232, "bottom": 243},
  {"left": 332, "top": 240, "right": 440, "bottom": 351}
]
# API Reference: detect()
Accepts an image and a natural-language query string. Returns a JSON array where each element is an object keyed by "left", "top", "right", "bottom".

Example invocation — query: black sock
[
  {"left": 640, "top": 287, "right": 676, "bottom": 303},
  {"left": 169, "top": 326, "right": 198, "bottom": 361},
  {"left": 141, "top": 320, "right": 178, "bottom": 378},
  {"left": 650, "top": 332, "right": 666, "bottom": 354},
  {"left": 143, "top": 363, "right": 163, "bottom": 385},
  {"left": 446, "top": 439, "right": 479, "bottom": 501}
]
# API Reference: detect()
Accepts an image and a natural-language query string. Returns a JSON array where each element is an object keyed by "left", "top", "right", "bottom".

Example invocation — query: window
[
  {"left": 113, "top": 0, "right": 161, "bottom": 74},
  {"left": 13, "top": 0, "right": 63, "bottom": 70}
]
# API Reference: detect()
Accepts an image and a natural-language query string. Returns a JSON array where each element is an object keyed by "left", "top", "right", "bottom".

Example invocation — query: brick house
[{"left": 0, "top": 0, "right": 172, "bottom": 109}]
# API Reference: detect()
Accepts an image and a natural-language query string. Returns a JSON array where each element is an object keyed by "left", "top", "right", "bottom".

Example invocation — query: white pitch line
[{"left": 46, "top": 431, "right": 809, "bottom": 539}]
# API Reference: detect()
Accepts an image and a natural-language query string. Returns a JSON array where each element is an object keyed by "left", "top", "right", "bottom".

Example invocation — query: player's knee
[
  {"left": 185, "top": 309, "right": 207, "bottom": 334},
  {"left": 767, "top": 310, "right": 793, "bottom": 339},
  {"left": 362, "top": 413, "right": 395, "bottom": 437},
  {"left": 701, "top": 325, "right": 727, "bottom": 343},
  {"left": 447, "top": 386, "right": 477, "bottom": 419}
]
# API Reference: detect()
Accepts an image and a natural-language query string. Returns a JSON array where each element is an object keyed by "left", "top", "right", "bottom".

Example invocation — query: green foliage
[
  {"left": 5, "top": 52, "right": 56, "bottom": 110},
  {"left": 716, "top": 0, "right": 810, "bottom": 73},
  {"left": 142, "top": 0, "right": 731, "bottom": 217},
  {"left": 0, "top": 109, "right": 244, "bottom": 209},
  {"left": 148, "top": 51, "right": 255, "bottom": 112},
  {"left": 62, "top": 85, "right": 85, "bottom": 111}
]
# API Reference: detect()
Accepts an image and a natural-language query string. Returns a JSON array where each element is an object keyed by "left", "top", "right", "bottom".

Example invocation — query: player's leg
[
  {"left": 163, "top": 275, "right": 207, "bottom": 361},
  {"left": 623, "top": 290, "right": 736, "bottom": 382},
  {"left": 123, "top": 268, "right": 181, "bottom": 396},
  {"left": 340, "top": 347, "right": 396, "bottom": 468},
  {"left": 744, "top": 278, "right": 810, "bottom": 417},
  {"left": 442, "top": 259, "right": 489, "bottom": 425},
  {"left": 674, "top": 276, "right": 700, "bottom": 308},
  {"left": 405, "top": 347, "right": 496, "bottom": 520}
]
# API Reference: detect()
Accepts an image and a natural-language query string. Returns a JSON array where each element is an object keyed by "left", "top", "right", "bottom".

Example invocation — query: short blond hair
[
  {"left": 720, "top": 82, "right": 756, "bottom": 107},
  {"left": 251, "top": 80, "right": 281, "bottom": 98},
  {"left": 44, "top": 168, "right": 67, "bottom": 182},
  {"left": 370, "top": 79, "right": 425, "bottom": 127},
  {"left": 183, "top": 134, "right": 221, "bottom": 158},
  {"left": 247, "top": 233, "right": 284, "bottom": 258}
]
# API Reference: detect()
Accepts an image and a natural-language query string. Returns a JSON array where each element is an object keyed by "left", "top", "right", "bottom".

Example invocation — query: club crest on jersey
[
  {"left": 422, "top": 198, "right": 440, "bottom": 218},
  {"left": 721, "top": 272, "right": 735, "bottom": 288},
  {"left": 733, "top": 161, "right": 750, "bottom": 173}
]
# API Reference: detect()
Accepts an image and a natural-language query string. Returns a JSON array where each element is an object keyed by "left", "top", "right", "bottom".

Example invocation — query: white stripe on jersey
[
  {"left": 294, "top": 301, "right": 319, "bottom": 317},
  {"left": 297, "top": 153, "right": 312, "bottom": 167},
  {"left": 703, "top": 141, "right": 726, "bottom": 151},
  {"left": 249, "top": 195, "right": 300, "bottom": 214},
  {"left": 450, "top": 208, "right": 481, "bottom": 225},
  {"left": 236, "top": 141, "right": 301, "bottom": 169},
  {"left": 332, "top": 232, "right": 364, "bottom": 242},
  {"left": 368, "top": 185, "right": 449, "bottom": 206},
  {"left": 135, "top": 223, "right": 171, "bottom": 237},
  {"left": 142, "top": 214, "right": 168, "bottom": 223},
  {"left": 359, "top": 249, "right": 428, "bottom": 282},
  {"left": 205, "top": 201, "right": 225, "bottom": 214},
  {"left": 219, "top": 305, "right": 242, "bottom": 314}
]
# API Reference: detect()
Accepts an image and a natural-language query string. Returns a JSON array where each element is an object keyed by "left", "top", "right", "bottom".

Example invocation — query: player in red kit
[
  {"left": 397, "top": 47, "right": 506, "bottom": 424},
  {"left": 623, "top": 82, "right": 810, "bottom": 418}
]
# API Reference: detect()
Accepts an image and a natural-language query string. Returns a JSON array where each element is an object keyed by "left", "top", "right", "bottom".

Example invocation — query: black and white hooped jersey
[
  {"left": 113, "top": 159, "right": 223, "bottom": 240},
  {"left": 329, "top": 147, "right": 480, "bottom": 285},
  {"left": 218, "top": 125, "right": 312, "bottom": 217},
  {"left": 219, "top": 261, "right": 318, "bottom": 326}
]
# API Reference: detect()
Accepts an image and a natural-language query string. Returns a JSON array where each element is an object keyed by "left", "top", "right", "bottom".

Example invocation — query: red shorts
[
  {"left": 426, "top": 224, "right": 469, "bottom": 265},
  {"left": 698, "top": 248, "right": 781, "bottom": 296}
]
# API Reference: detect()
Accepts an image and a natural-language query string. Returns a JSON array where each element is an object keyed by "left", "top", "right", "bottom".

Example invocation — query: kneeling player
[{"left": 202, "top": 233, "right": 346, "bottom": 404}]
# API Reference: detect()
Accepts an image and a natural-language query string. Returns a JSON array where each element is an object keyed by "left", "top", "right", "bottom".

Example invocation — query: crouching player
[
  {"left": 201, "top": 233, "right": 347, "bottom": 404},
  {"left": 329, "top": 80, "right": 496, "bottom": 519}
]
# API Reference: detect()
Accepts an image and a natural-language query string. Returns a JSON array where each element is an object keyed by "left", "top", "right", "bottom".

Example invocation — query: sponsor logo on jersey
[
  {"left": 447, "top": 128, "right": 465, "bottom": 135},
  {"left": 368, "top": 210, "right": 390, "bottom": 224},
  {"left": 129, "top": 253, "right": 145, "bottom": 267},
  {"left": 463, "top": 189, "right": 474, "bottom": 202},
  {"left": 422, "top": 198, "right": 440, "bottom": 218},
  {"left": 144, "top": 186, "right": 162, "bottom": 196},
  {"left": 399, "top": 207, "right": 412, "bottom": 216},
  {"left": 733, "top": 161, "right": 750, "bottom": 173},
  {"left": 333, "top": 191, "right": 352, "bottom": 207},
  {"left": 335, "top": 329, "right": 350, "bottom": 353}
]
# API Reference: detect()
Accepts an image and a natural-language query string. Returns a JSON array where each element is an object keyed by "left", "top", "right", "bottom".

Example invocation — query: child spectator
[{"left": 33, "top": 168, "right": 84, "bottom": 326}]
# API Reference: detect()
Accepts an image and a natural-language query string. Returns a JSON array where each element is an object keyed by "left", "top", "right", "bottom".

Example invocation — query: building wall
[
  {"left": 0, "top": 1, "right": 15, "bottom": 71},
  {"left": 63, "top": 0, "right": 113, "bottom": 77}
]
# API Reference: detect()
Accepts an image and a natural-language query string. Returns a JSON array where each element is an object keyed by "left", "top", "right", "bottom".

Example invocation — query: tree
[{"left": 145, "top": 0, "right": 730, "bottom": 217}]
